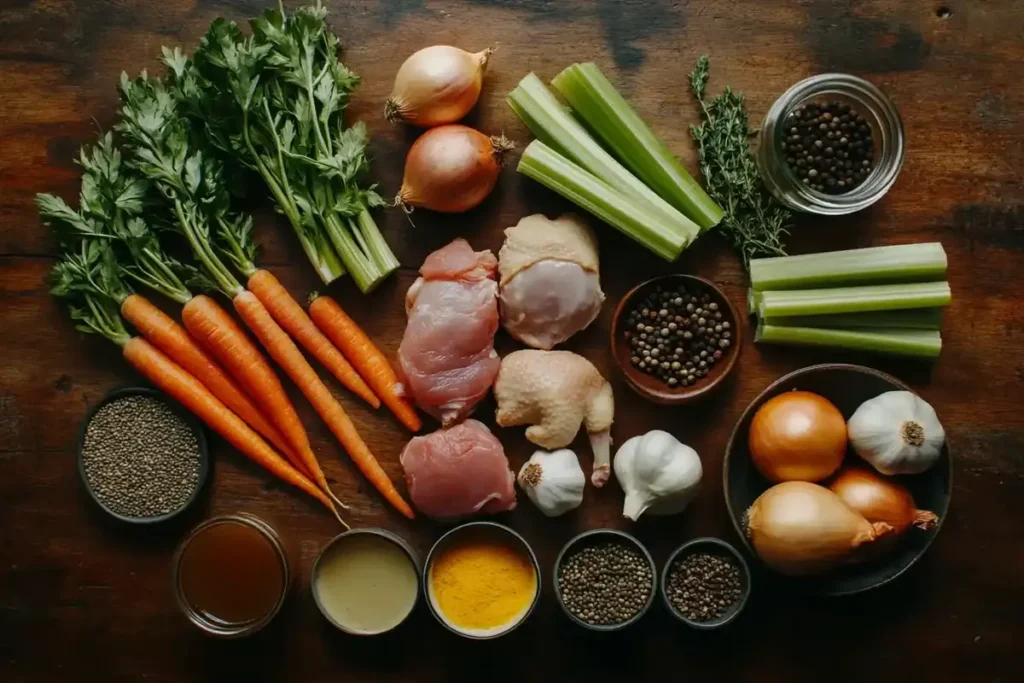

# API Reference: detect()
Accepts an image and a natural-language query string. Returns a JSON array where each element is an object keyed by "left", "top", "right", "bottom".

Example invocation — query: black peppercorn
[{"left": 781, "top": 99, "right": 874, "bottom": 194}]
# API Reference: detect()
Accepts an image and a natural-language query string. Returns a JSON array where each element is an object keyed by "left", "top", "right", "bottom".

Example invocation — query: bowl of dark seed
[
  {"left": 77, "top": 387, "right": 208, "bottom": 524},
  {"left": 611, "top": 274, "right": 741, "bottom": 404},
  {"left": 757, "top": 73, "right": 904, "bottom": 215},
  {"left": 554, "top": 529, "right": 656, "bottom": 631},
  {"left": 661, "top": 537, "right": 751, "bottom": 630}
]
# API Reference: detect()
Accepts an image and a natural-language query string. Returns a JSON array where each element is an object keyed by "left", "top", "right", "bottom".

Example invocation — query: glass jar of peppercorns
[{"left": 757, "top": 73, "right": 904, "bottom": 215}]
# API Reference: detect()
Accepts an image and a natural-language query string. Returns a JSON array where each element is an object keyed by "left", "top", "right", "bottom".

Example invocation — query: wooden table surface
[{"left": 2, "top": 1, "right": 1023, "bottom": 681}]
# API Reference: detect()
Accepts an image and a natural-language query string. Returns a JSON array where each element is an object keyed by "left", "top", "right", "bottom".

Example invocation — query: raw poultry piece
[
  {"left": 494, "top": 350, "right": 615, "bottom": 487},
  {"left": 397, "top": 239, "right": 500, "bottom": 426},
  {"left": 400, "top": 420, "right": 517, "bottom": 520},
  {"left": 498, "top": 214, "right": 605, "bottom": 350}
]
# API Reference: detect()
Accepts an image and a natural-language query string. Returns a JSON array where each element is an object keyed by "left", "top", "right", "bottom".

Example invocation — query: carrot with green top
[
  {"left": 48, "top": 248, "right": 346, "bottom": 526},
  {"left": 309, "top": 294, "right": 422, "bottom": 432}
]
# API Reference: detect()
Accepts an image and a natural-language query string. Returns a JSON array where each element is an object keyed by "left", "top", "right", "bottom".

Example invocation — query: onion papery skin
[
  {"left": 746, "top": 481, "right": 894, "bottom": 576},
  {"left": 397, "top": 125, "right": 513, "bottom": 213},
  {"left": 829, "top": 466, "right": 939, "bottom": 537},
  {"left": 748, "top": 390, "right": 847, "bottom": 483},
  {"left": 386, "top": 46, "right": 493, "bottom": 127}
]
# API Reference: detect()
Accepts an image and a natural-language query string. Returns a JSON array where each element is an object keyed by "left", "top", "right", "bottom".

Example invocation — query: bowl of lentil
[
  {"left": 611, "top": 274, "right": 741, "bottom": 404},
  {"left": 76, "top": 386, "right": 208, "bottom": 524},
  {"left": 661, "top": 537, "right": 751, "bottom": 630},
  {"left": 423, "top": 521, "right": 541, "bottom": 640},
  {"left": 553, "top": 529, "right": 656, "bottom": 631}
]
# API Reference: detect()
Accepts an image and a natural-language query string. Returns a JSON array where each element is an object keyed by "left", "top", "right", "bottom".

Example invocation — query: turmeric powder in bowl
[{"left": 425, "top": 522, "right": 540, "bottom": 639}]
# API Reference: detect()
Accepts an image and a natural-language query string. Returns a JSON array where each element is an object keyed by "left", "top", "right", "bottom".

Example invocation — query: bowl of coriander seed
[
  {"left": 611, "top": 274, "right": 741, "bottom": 404},
  {"left": 76, "top": 386, "right": 209, "bottom": 524}
]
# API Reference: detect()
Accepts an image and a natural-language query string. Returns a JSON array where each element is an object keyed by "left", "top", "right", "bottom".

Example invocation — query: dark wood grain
[{"left": 2, "top": 1, "right": 1023, "bottom": 681}]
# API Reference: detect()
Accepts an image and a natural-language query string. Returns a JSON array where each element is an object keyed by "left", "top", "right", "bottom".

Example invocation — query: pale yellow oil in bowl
[{"left": 313, "top": 533, "right": 419, "bottom": 635}]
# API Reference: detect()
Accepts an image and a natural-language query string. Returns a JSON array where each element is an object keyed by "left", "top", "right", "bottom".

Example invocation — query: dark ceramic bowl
[
  {"left": 312, "top": 528, "right": 421, "bottom": 636},
  {"left": 723, "top": 364, "right": 952, "bottom": 595},
  {"left": 423, "top": 521, "right": 540, "bottom": 640},
  {"left": 611, "top": 274, "right": 741, "bottom": 404},
  {"left": 76, "top": 386, "right": 209, "bottom": 524},
  {"left": 553, "top": 529, "right": 657, "bottom": 631},
  {"left": 660, "top": 537, "right": 752, "bottom": 629}
]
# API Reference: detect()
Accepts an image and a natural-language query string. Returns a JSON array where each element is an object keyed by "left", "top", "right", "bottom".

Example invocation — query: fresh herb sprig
[
  {"left": 187, "top": 1, "right": 398, "bottom": 291},
  {"left": 689, "top": 56, "right": 790, "bottom": 267}
]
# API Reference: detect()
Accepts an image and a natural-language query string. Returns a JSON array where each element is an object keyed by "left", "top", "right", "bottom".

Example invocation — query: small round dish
[
  {"left": 424, "top": 521, "right": 541, "bottom": 640},
  {"left": 723, "top": 364, "right": 952, "bottom": 595},
  {"left": 757, "top": 73, "right": 905, "bottom": 215},
  {"left": 611, "top": 274, "right": 741, "bottom": 404},
  {"left": 660, "top": 537, "right": 751, "bottom": 630},
  {"left": 312, "top": 528, "right": 420, "bottom": 636},
  {"left": 76, "top": 386, "right": 209, "bottom": 524},
  {"left": 553, "top": 529, "right": 656, "bottom": 632},
  {"left": 172, "top": 513, "right": 289, "bottom": 638}
]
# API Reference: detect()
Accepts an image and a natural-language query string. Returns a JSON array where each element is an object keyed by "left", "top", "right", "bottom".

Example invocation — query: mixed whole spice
[
  {"left": 665, "top": 551, "right": 745, "bottom": 623},
  {"left": 558, "top": 541, "right": 653, "bottom": 626},
  {"left": 82, "top": 395, "right": 201, "bottom": 518},
  {"left": 623, "top": 282, "right": 732, "bottom": 387}
]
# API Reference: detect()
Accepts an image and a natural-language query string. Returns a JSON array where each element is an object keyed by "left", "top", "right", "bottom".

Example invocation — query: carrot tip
[{"left": 329, "top": 490, "right": 351, "bottom": 511}]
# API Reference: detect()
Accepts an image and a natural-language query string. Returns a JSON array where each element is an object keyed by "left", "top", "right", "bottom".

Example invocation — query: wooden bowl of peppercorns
[{"left": 611, "top": 274, "right": 741, "bottom": 404}]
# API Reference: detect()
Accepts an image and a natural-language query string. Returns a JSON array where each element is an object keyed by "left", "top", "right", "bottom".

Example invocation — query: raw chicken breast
[
  {"left": 400, "top": 420, "right": 517, "bottom": 521},
  {"left": 398, "top": 239, "right": 500, "bottom": 426},
  {"left": 499, "top": 214, "right": 604, "bottom": 350}
]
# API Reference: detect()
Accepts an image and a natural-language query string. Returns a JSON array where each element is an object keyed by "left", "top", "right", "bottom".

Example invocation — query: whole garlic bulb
[
  {"left": 613, "top": 430, "right": 702, "bottom": 521},
  {"left": 517, "top": 449, "right": 585, "bottom": 517},
  {"left": 847, "top": 391, "right": 945, "bottom": 475}
]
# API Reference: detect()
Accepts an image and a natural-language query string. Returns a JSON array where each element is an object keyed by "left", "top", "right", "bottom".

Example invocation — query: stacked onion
[
  {"left": 388, "top": 46, "right": 511, "bottom": 214},
  {"left": 744, "top": 390, "right": 939, "bottom": 577}
]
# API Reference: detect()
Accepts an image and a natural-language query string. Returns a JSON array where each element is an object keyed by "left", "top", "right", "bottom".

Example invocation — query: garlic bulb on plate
[
  {"left": 613, "top": 431, "right": 702, "bottom": 521},
  {"left": 517, "top": 449, "right": 585, "bottom": 517},
  {"left": 847, "top": 391, "right": 945, "bottom": 475}
]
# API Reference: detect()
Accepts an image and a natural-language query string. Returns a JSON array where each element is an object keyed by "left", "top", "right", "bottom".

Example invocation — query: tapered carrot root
[
  {"left": 248, "top": 269, "right": 380, "bottom": 409},
  {"left": 121, "top": 336, "right": 345, "bottom": 527},
  {"left": 309, "top": 295, "right": 422, "bottom": 432},
  {"left": 120, "top": 294, "right": 299, "bottom": 464},
  {"left": 181, "top": 294, "right": 321, "bottom": 487},
  {"left": 234, "top": 290, "right": 415, "bottom": 519}
]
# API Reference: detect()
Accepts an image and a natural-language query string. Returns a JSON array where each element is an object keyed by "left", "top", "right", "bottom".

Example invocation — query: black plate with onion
[{"left": 723, "top": 364, "right": 952, "bottom": 595}]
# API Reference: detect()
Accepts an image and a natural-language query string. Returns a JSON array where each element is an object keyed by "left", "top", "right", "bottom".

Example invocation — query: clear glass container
[
  {"left": 171, "top": 513, "right": 290, "bottom": 638},
  {"left": 757, "top": 73, "right": 904, "bottom": 215}
]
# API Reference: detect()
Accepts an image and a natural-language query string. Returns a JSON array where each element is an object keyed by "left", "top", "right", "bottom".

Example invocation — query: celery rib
[
  {"left": 757, "top": 281, "right": 951, "bottom": 317},
  {"left": 508, "top": 74, "right": 699, "bottom": 248},
  {"left": 755, "top": 324, "right": 942, "bottom": 359},
  {"left": 749, "top": 243, "right": 948, "bottom": 291},
  {"left": 551, "top": 63, "right": 724, "bottom": 232},
  {"left": 518, "top": 140, "right": 686, "bottom": 261},
  {"left": 761, "top": 307, "right": 944, "bottom": 330}
]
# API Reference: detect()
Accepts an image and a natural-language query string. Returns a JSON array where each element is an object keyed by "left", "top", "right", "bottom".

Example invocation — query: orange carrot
[
  {"left": 119, "top": 293, "right": 299, "bottom": 464},
  {"left": 121, "top": 336, "right": 345, "bottom": 526},
  {"left": 234, "top": 290, "right": 415, "bottom": 519},
  {"left": 309, "top": 295, "right": 423, "bottom": 433},
  {"left": 180, "top": 294, "right": 330, "bottom": 495},
  {"left": 247, "top": 269, "right": 380, "bottom": 409}
]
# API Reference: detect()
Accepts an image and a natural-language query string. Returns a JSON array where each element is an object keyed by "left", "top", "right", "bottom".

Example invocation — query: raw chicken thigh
[
  {"left": 397, "top": 239, "right": 500, "bottom": 426},
  {"left": 498, "top": 214, "right": 605, "bottom": 350},
  {"left": 400, "top": 420, "right": 517, "bottom": 521},
  {"left": 494, "top": 350, "right": 615, "bottom": 487}
]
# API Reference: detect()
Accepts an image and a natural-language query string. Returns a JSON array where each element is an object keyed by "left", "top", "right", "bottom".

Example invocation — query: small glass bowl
[
  {"left": 757, "top": 73, "right": 905, "bottom": 215},
  {"left": 171, "top": 513, "right": 290, "bottom": 638}
]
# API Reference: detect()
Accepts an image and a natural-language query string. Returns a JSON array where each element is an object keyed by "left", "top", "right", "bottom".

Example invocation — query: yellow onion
[
  {"left": 397, "top": 125, "right": 513, "bottom": 213},
  {"left": 745, "top": 481, "right": 894, "bottom": 576},
  {"left": 748, "top": 390, "right": 847, "bottom": 483},
  {"left": 829, "top": 466, "right": 938, "bottom": 536},
  {"left": 386, "top": 45, "right": 494, "bottom": 127}
]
